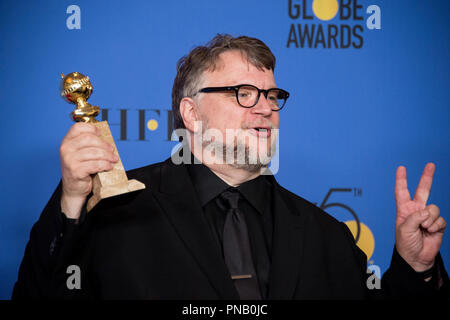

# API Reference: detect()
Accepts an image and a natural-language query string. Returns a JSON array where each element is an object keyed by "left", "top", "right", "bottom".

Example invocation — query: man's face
[{"left": 194, "top": 50, "right": 279, "bottom": 171}]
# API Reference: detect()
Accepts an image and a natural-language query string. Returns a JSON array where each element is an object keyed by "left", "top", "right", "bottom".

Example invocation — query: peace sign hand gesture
[{"left": 395, "top": 163, "right": 446, "bottom": 272}]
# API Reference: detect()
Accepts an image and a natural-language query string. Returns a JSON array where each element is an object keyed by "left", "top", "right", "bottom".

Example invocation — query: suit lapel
[
  {"left": 268, "top": 181, "right": 307, "bottom": 299},
  {"left": 151, "top": 160, "right": 239, "bottom": 299},
  {"left": 143, "top": 159, "right": 307, "bottom": 299}
]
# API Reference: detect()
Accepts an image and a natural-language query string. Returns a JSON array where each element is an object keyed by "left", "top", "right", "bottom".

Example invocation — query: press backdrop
[{"left": 0, "top": 0, "right": 449, "bottom": 299}]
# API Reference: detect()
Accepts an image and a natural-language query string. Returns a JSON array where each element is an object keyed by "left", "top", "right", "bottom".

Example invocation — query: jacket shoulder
[
  {"left": 124, "top": 158, "right": 172, "bottom": 188},
  {"left": 276, "top": 183, "right": 345, "bottom": 229},
  {"left": 275, "top": 182, "right": 364, "bottom": 256}
]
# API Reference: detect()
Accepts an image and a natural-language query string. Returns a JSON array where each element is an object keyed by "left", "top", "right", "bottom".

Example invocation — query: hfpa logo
[{"left": 100, "top": 108, "right": 174, "bottom": 141}]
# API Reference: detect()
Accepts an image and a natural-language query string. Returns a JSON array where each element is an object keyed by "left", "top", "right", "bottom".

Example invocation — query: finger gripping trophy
[{"left": 60, "top": 72, "right": 145, "bottom": 212}]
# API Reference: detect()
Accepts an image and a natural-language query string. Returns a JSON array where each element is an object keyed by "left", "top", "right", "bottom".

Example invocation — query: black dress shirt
[{"left": 187, "top": 162, "right": 273, "bottom": 299}]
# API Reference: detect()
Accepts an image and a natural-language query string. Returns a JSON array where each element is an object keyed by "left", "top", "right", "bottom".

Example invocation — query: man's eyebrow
[{"left": 226, "top": 81, "right": 278, "bottom": 88}]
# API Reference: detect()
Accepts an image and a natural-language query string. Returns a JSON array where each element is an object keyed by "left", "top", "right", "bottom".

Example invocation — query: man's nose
[{"left": 250, "top": 93, "right": 273, "bottom": 116}]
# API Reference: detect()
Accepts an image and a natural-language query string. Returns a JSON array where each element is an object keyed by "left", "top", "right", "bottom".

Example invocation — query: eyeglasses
[{"left": 195, "top": 84, "right": 290, "bottom": 111}]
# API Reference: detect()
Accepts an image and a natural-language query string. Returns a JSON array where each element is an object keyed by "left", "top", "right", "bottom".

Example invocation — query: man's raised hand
[
  {"left": 60, "top": 122, "right": 119, "bottom": 219},
  {"left": 395, "top": 163, "right": 446, "bottom": 272}
]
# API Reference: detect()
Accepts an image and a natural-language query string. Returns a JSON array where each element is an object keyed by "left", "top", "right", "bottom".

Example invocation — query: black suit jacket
[{"left": 12, "top": 158, "right": 449, "bottom": 299}]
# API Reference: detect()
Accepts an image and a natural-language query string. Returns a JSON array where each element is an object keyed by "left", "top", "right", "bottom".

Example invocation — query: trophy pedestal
[{"left": 86, "top": 121, "right": 145, "bottom": 212}]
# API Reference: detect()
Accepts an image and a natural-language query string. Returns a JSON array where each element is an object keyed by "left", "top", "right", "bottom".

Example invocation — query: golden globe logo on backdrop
[{"left": 287, "top": 0, "right": 381, "bottom": 49}]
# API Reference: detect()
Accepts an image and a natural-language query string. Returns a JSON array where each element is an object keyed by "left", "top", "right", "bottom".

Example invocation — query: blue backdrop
[{"left": 0, "top": 0, "right": 449, "bottom": 299}]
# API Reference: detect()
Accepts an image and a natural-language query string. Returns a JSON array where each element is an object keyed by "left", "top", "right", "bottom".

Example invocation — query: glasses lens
[
  {"left": 267, "top": 89, "right": 287, "bottom": 110},
  {"left": 237, "top": 85, "right": 258, "bottom": 107},
  {"left": 236, "top": 86, "right": 288, "bottom": 110}
]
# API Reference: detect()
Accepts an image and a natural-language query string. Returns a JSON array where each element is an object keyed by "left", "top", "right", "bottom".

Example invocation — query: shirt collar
[
  {"left": 187, "top": 154, "right": 272, "bottom": 216},
  {"left": 187, "top": 159, "right": 230, "bottom": 207},
  {"left": 237, "top": 173, "right": 272, "bottom": 217}
]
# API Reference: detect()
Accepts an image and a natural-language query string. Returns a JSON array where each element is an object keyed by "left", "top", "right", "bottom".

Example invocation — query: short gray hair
[{"left": 171, "top": 34, "right": 276, "bottom": 129}]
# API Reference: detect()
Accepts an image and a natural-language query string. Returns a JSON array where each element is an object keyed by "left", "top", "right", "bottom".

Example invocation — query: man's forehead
[
  {"left": 211, "top": 50, "right": 270, "bottom": 73},
  {"left": 201, "top": 50, "right": 275, "bottom": 86}
]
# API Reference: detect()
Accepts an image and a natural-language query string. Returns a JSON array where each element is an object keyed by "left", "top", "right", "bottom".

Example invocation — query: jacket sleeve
[
  {"left": 341, "top": 222, "right": 449, "bottom": 299},
  {"left": 380, "top": 247, "right": 450, "bottom": 299},
  {"left": 12, "top": 183, "right": 65, "bottom": 299},
  {"left": 12, "top": 183, "right": 92, "bottom": 299}
]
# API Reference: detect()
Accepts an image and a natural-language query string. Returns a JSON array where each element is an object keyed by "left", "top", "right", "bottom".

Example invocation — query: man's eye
[{"left": 239, "top": 90, "right": 252, "bottom": 98}]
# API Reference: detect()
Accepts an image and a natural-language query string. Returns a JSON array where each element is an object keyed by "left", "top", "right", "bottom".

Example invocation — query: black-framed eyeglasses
[{"left": 195, "top": 84, "right": 290, "bottom": 111}]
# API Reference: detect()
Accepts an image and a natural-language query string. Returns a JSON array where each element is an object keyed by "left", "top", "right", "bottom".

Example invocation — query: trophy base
[
  {"left": 86, "top": 121, "right": 146, "bottom": 212},
  {"left": 87, "top": 178, "right": 145, "bottom": 212}
]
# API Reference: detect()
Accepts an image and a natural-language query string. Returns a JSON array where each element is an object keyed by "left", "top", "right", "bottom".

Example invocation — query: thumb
[{"left": 399, "top": 209, "right": 429, "bottom": 233}]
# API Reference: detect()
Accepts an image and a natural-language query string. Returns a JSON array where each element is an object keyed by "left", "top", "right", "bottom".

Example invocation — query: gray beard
[{"left": 200, "top": 123, "right": 276, "bottom": 173}]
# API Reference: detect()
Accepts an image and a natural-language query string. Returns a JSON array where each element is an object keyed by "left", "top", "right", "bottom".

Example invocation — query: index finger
[
  {"left": 413, "top": 162, "right": 435, "bottom": 207},
  {"left": 65, "top": 122, "right": 99, "bottom": 140},
  {"left": 395, "top": 165, "right": 411, "bottom": 208}
]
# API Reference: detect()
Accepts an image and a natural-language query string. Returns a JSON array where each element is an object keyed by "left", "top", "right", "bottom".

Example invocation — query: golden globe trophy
[{"left": 60, "top": 72, "right": 145, "bottom": 212}]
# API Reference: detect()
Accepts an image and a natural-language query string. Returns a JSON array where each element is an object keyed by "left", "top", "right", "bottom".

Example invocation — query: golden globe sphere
[{"left": 60, "top": 72, "right": 99, "bottom": 123}]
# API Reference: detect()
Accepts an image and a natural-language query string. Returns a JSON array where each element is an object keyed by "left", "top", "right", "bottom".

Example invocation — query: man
[{"left": 13, "top": 34, "right": 449, "bottom": 299}]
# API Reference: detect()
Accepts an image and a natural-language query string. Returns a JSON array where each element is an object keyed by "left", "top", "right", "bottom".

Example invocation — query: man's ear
[{"left": 180, "top": 97, "right": 200, "bottom": 132}]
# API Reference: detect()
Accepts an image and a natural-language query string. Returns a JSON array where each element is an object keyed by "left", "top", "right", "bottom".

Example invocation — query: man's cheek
[{"left": 272, "top": 116, "right": 280, "bottom": 128}]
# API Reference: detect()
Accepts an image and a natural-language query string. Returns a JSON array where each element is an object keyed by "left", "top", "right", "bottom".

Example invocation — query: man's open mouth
[{"left": 249, "top": 127, "right": 272, "bottom": 137}]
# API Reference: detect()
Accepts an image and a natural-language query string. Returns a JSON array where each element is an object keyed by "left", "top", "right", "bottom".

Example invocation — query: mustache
[{"left": 241, "top": 120, "right": 276, "bottom": 130}]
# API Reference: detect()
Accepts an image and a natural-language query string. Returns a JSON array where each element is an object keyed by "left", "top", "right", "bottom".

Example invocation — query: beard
[{"left": 197, "top": 118, "right": 278, "bottom": 173}]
